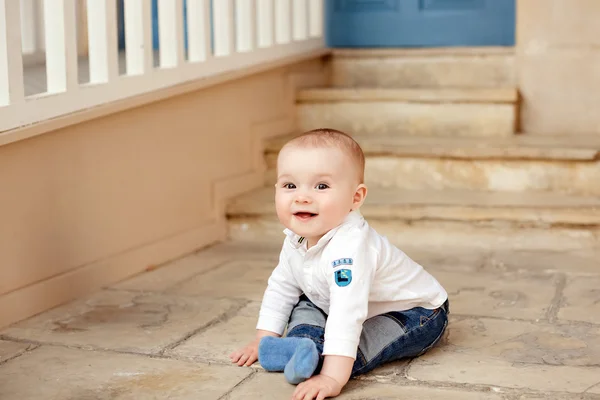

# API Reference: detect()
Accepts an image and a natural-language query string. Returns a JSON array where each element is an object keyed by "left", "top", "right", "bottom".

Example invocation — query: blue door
[{"left": 326, "top": 0, "right": 515, "bottom": 47}]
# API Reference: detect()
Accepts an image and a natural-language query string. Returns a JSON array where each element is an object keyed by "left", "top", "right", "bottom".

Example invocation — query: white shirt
[{"left": 256, "top": 210, "right": 448, "bottom": 359}]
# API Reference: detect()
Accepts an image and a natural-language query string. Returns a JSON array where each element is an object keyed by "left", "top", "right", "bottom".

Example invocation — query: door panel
[{"left": 326, "top": 0, "right": 516, "bottom": 47}]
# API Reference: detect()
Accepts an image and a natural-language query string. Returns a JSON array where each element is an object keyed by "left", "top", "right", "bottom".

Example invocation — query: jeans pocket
[{"left": 419, "top": 308, "right": 441, "bottom": 327}]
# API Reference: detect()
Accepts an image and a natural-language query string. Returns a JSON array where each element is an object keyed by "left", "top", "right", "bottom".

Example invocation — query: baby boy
[{"left": 230, "top": 128, "right": 449, "bottom": 400}]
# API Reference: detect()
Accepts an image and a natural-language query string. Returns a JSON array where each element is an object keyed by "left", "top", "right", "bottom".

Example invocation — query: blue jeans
[{"left": 286, "top": 295, "right": 449, "bottom": 377}]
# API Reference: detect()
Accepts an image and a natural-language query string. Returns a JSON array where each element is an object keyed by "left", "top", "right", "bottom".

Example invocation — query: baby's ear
[{"left": 352, "top": 184, "right": 368, "bottom": 210}]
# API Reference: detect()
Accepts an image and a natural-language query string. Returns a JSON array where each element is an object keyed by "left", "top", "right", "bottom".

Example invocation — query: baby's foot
[
  {"left": 258, "top": 336, "right": 306, "bottom": 371},
  {"left": 284, "top": 339, "right": 320, "bottom": 384}
]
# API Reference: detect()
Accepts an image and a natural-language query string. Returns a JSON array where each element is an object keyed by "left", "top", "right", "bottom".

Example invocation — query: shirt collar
[{"left": 283, "top": 209, "right": 364, "bottom": 250}]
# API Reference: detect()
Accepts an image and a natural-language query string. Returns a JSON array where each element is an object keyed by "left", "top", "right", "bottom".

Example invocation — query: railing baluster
[
  {"left": 86, "top": 0, "right": 118, "bottom": 83},
  {"left": 158, "top": 0, "right": 184, "bottom": 68},
  {"left": 275, "top": 0, "right": 291, "bottom": 44},
  {"left": 235, "top": 0, "right": 256, "bottom": 53},
  {"left": 308, "top": 0, "right": 323, "bottom": 37},
  {"left": 20, "top": 0, "right": 37, "bottom": 54},
  {"left": 213, "top": 0, "right": 235, "bottom": 57},
  {"left": 124, "top": 0, "right": 152, "bottom": 75},
  {"left": 292, "top": 0, "right": 308, "bottom": 41},
  {"left": 43, "top": 0, "right": 78, "bottom": 93},
  {"left": 187, "top": 0, "right": 211, "bottom": 62},
  {"left": 256, "top": 0, "right": 273, "bottom": 48},
  {"left": 0, "top": 0, "right": 25, "bottom": 106}
]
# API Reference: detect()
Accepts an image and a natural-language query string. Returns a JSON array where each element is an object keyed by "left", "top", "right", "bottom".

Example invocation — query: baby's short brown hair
[{"left": 282, "top": 128, "right": 365, "bottom": 183}]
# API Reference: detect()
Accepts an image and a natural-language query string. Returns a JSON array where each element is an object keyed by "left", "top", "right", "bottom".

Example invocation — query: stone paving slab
[
  {"left": 409, "top": 347, "right": 600, "bottom": 394},
  {"left": 558, "top": 276, "right": 600, "bottom": 325},
  {"left": 112, "top": 242, "right": 279, "bottom": 293},
  {"left": 168, "top": 259, "right": 276, "bottom": 301},
  {"left": 434, "top": 270, "right": 556, "bottom": 320},
  {"left": 486, "top": 249, "right": 600, "bottom": 276},
  {"left": 168, "top": 301, "right": 262, "bottom": 366},
  {"left": 0, "top": 346, "right": 251, "bottom": 400},
  {"left": 446, "top": 316, "right": 600, "bottom": 367},
  {"left": 227, "top": 372, "right": 505, "bottom": 400},
  {"left": 1, "top": 290, "right": 241, "bottom": 355},
  {"left": 0, "top": 340, "right": 34, "bottom": 364}
]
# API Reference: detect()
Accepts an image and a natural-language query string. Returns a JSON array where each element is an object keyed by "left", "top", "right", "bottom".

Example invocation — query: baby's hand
[
  {"left": 229, "top": 338, "right": 260, "bottom": 367},
  {"left": 292, "top": 374, "right": 343, "bottom": 400}
]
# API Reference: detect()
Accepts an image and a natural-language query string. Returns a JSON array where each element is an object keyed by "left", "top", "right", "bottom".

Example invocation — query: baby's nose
[{"left": 295, "top": 194, "right": 312, "bottom": 203}]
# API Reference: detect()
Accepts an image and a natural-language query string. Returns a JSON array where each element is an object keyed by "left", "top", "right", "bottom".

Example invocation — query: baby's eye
[
  {"left": 283, "top": 183, "right": 296, "bottom": 189},
  {"left": 316, "top": 183, "right": 329, "bottom": 190}
]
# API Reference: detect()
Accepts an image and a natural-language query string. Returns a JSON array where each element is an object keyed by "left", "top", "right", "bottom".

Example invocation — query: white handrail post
[
  {"left": 235, "top": 0, "right": 256, "bottom": 53},
  {"left": 275, "top": 0, "right": 291, "bottom": 44},
  {"left": 0, "top": 0, "right": 25, "bottom": 106},
  {"left": 124, "top": 0, "right": 153, "bottom": 75},
  {"left": 292, "top": 0, "right": 308, "bottom": 41},
  {"left": 308, "top": 0, "right": 323, "bottom": 38},
  {"left": 213, "top": 0, "right": 235, "bottom": 57},
  {"left": 44, "top": 0, "right": 78, "bottom": 93},
  {"left": 86, "top": 0, "right": 119, "bottom": 83},
  {"left": 256, "top": 0, "right": 274, "bottom": 48},
  {"left": 20, "top": 0, "right": 37, "bottom": 54},
  {"left": 158, "top": 0, "right": 185, "bottom": 68},
  {"left": 187, "top": 0, "right": 212, "bottom": 62}
]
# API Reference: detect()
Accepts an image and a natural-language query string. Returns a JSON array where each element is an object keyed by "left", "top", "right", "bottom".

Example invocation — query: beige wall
[
  {"left": 517, "top": 0, "right": 600, "bottom": 135},
  {"left": 0, "top": 56, "right": 329, "bottom": 329}
]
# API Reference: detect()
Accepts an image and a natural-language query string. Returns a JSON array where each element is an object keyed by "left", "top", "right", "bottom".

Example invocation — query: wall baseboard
[{"left": 0, "top": 219, "right": 225, "bottom": 329}]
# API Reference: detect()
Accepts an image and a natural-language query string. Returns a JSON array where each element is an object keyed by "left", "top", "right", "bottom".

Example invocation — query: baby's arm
[
  {"left": 294, "top": 233, "right": 376, "bottom": 398},
  {"left": 230, "top": 248, "right": 302, "bottom": 367}
]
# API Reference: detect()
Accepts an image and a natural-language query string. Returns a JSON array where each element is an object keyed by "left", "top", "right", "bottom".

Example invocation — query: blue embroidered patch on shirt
[
  {"left": 334, "top": 269, "right": 352, "bottom": 287},
  {"left": 332, "top": 258, "right": 353, "bottom": 268}
]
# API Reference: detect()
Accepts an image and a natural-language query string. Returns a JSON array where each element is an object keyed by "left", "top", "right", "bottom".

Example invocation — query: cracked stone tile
[
  {"left": 488, "top": 249, "right": 600, "bottom": 276},
  {"left": 112, "top": 242, "right": 279, "bottom": 293},
  {"left": 227, "top": 372, "right": 504, "bottom": 400},
  {"left": 168, "top": 301, "right": 262, "bottom": 366},
  {"left": 168, "top": 259, "right": 275, "bottom": 301},
  {"left": 520, "top": 392, "right": 600, "bottom": 399},
  {"left": 0, "top": 346, "right": 251, "bottom": 400},
  {"left": 558, "top": 276, "right": 600, "bottom": 324},
  {"left": 445, "top": 316, "right": 600, "bottom": 367},
  {"left": 401, "top": 246, "right": 491, "bottom": 273},
  {"left": 0, "top": 340, "right": 33, "bottom": 364},
  {"left": 1, "top": 290, "right": 240, "bottom": 355},
  {"left": 409, "top": 348, "right": 600, "bottom": 393},
  {"left": 435, "top": 270, "right": 555, "bottom": 320}
]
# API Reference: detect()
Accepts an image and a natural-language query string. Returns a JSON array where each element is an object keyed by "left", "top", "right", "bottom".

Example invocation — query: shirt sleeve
[
  {"left": 322, "top": 227, "right": 377, "bottom": 359},
  {"left": 256, "top": 246, "right": 302, "bottom": 335}
]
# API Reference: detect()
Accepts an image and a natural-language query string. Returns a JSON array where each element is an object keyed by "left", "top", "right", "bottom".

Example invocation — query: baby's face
[{"left": 275, "top": 145, "right": 362, "bottom": 245}]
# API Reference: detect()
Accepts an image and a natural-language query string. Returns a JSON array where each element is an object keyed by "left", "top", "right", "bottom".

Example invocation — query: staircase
[{"left": 226, "top": 48, "right": 600, "bottom": 253}]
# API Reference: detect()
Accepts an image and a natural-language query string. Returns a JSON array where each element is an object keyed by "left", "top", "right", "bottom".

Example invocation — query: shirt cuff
[
  {"left": 322, "top": 338, "right": 359, "bottom": 359},
  {"left": 256, "top": 315, "right": 288, "bottom": 336}
]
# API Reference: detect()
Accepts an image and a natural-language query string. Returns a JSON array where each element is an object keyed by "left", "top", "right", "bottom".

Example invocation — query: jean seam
[
  {"left": 287, "top": 323, "right": 325, "bottom": 344},
  {"left": 354, "top": 310, "right": 446, "bottom": 375},
  {"left": 381, "top": 313, "right": 407, "bottom": 333},
  {"left": 417, "top": 317, "right": 448, "bottom": 357}
]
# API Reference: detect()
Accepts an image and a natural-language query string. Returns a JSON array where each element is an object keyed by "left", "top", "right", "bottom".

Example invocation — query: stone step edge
[
  {"left": 263, "top": 134, "right": 600, "bottom": 162},
  {"left": 227, "top": 207, "right": 600, "bottom": 227},
  {"left": 226, "top": 191, "right": 600, "bottom": 227},
  {"left": 332, "top": 47, "right": 515, "bottom": 58},
  {"left": 296, "top": 88, "right": 518, "bottom": 104}
]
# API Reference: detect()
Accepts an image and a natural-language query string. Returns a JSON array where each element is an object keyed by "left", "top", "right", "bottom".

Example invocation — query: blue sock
[
  {"left": 284, "top": 339, "right": 320, "bottom": 385},
  {"left": 258, "top": 336, "right": 310, "bottom": 372}
]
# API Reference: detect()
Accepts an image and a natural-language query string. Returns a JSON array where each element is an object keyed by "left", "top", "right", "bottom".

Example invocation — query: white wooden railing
[{"left": 0, "top": 0, "right": 324, "bottom": 134}]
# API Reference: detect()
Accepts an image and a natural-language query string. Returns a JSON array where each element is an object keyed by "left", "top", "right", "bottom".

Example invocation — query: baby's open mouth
[{"left": 294, "top": 212, "right": 318, "bottom": 220}]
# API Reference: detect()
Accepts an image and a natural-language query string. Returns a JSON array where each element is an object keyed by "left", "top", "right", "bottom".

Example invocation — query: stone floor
[{"left": 1, "top": 240, "right": 600, "bottom": 399}]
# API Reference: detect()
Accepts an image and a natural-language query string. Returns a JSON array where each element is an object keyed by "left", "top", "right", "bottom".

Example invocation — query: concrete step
[
  {"left": 263, "top": 134, "right": 600, "bottom": 196},
  {"left": 296, "top": 88, "right": 518, "bottom": 138},
  {"left": 331, "top": 47, "right": 515, "bottom": 89},
  {"left": 226, "top": 187, "right": 600, "bottom": 251}
]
